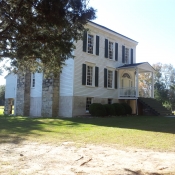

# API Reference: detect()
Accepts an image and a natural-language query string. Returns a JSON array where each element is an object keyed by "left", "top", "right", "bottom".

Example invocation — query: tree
[
  {"left": 0, "top": 85, "right": 5, "bottom": 105},
  {"left": 139, "top": 63, "right": 175, "bottom": 111},
  {"left": 0, "top": 0, "right": 96, "bottom": 75}
]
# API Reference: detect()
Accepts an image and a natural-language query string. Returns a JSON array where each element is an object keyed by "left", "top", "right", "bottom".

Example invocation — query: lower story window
[
  {"left": 86, "top": 97, "right": 93, "bottom": 112},
  {"left": 108, "top": 99, "right": 112, "bottom": 104},
  {"left": 108, "top": 70, "right": 113, "bottom": 88},
  {"left": 87, "top": 65, "right": 93, "bottom": 86}
]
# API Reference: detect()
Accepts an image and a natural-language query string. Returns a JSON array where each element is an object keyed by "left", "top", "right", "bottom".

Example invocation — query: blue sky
[
  {"left": 88, "top": 0, "right": 175, "bottom": 65},
  {"left": 0, "top": 0, "right": 175, "bottom": 85}
]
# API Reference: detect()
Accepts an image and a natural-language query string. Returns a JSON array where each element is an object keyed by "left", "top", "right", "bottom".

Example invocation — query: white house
[{"left": 4, "top": 21, "right": 155, "bottom": 117}]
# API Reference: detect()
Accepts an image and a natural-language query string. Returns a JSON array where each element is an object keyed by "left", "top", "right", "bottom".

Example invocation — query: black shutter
[
  {"left": 96, "top": 36, "right": 99, "bottom": 56},
  {"left": 82, "top": 64, "right": 86, "bottom": 85},
  {"left": 104, "top": 68, "right": 107, "bottom": 88},
  {"left": 122, "top": 45, "right": 125, "bottom": 63},
  {"left": 105, "top": 39, "right": 108, "bottom": 58},
  {"left": 83, "top": 31, "right": 87, "bottom": 52},
  {"left": 131, "top": 49, "right": 133, "bottom": 64},
  {"left": 115, "top": 43, "right": 118, "bottom": 61},
  {"left": 115, "top": 71, "right": 118, "bottom": 89},
  {"left": 95, "top": 67, "right": 99, "bottom": 87}
]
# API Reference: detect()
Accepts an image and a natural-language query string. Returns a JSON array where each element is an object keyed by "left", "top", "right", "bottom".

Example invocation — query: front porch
[{"left": 117, "top": 62, "right": 155, "bottom": 99}]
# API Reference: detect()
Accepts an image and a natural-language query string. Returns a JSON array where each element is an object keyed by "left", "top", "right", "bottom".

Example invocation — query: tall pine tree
[{"left": 0, "top": 0, "right": 96, "bottom": 75}]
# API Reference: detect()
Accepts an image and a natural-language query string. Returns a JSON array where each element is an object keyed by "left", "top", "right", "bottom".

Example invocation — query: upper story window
[
  {"left": 83, "top": 31, "right": 99, "bottom": 56},
  {"left": 109, "top": 41, "right": 113, "bottom": 59},
  {"left": 88, "top": 34, "right": 94, "bottom": 54},
  {"left": 31, "top": 73, "right": 35, "bottom": 88},
  {"left": 105, "top": 39, "right": 118, "bottom": 61},
  {"left": 125, "top": 48, "right": 129, "bottom": 64}
]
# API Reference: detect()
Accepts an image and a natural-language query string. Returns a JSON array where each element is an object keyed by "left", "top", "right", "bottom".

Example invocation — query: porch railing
[{"left": 119, "top": 87, "right": 136, "bottom": 97}]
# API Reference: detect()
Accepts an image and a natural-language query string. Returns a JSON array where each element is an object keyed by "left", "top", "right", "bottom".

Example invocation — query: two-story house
[{"left": 4, "top": 21, "right": 155, "bottom": 117}]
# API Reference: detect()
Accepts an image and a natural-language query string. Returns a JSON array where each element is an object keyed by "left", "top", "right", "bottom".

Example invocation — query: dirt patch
[{"left": 1, "top": 141, "right": 175, "bottom": 175}]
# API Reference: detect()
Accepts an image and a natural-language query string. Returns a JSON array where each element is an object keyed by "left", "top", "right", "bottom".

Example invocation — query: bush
[
  {"left": 89, "top": 103, "right": 107, "bottom": 117},
  {"left": 103, "top": 104, "right": 115, "bottom": 116},
  {"left": 112, "top": 103, "right": 125, "bottom": 116},
  {"left": 121, "top": 103, "right": 132, "bottom": 115}
]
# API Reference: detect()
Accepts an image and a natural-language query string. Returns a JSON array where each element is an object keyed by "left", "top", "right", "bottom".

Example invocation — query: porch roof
[{"left": 116, "top": 62, "right": 155, "bottom": 73}]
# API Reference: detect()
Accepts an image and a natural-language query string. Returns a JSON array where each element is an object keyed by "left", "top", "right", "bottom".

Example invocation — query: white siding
[
  {"left": 73, "top": 24, "right": 137, "bottom": 99},
  {"left": 5, "top": 73, "right": 17, "bottom": 99},
  {"left": 30, "top": 97, "right": 42, "bottom": 116},
  {"left": 30, "top": 73, "right": 43, "bottom": 97},
  {"left": 60, "top": 58, "right": 74, "bottom": 96}
]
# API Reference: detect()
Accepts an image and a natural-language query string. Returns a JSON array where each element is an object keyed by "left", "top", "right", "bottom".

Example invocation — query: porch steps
[{"left": 138, "top": 97, "right": 174, "bottom": 116}]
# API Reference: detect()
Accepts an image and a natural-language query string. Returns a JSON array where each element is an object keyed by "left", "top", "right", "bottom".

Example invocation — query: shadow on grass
[
  {"left": 0, "top": 115, "right": 175, "bottom": 145},
  {"left": 0, "top": 115, "right": 82, "bottom": 144},
  {"left": 61, "top": 115, "right": 175, "bottom": 134}
]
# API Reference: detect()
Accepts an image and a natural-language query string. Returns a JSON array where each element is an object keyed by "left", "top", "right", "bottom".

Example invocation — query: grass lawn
[{"left": 0, "top": 114, "right": 175, "bottom": 151}]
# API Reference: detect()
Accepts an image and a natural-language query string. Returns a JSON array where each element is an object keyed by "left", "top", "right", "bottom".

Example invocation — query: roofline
[
  {"left": 88, "top": 21, "right": 138, "bottom": 44},
  {"left": 116, "top": 62, "right": 156, "bottom": 72}
]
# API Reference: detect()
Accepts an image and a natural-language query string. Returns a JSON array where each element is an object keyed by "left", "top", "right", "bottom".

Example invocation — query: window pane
[
  {"left": 108, "top": 70, "right": 113, "bottom": 88},
  {"left": 32, "top": 73, "right": 35, "bottom": 87},
  {"left": 87, "top": 66, "right": 93, "bottom": 86},
  {"left": 125, "top": 48, "right": 129, "bottom": 63},
  {"left": 108, "top": 99, "right": 112, "bottom": 104},
  {"left": 88, "top": 34, "right": 94, "bottom": 54},
  {"left": 109, "top": 42, "right": 113, "bottom": 59},
  {"left": 86, "top": 97, "right": 92, "bottom": 111}
]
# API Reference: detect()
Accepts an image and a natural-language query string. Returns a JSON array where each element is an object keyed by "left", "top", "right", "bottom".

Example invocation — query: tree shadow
[
  {"left": 61, "top": 115, "right": 175, "bottom": 134},
  {"left": 124, "top": 168, "right": 165, "bottom": 175}
]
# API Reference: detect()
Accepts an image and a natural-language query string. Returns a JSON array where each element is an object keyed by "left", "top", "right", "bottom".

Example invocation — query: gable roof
[
  {"left": 117, "top": 62, "right": 155, "bottom": 73},
  {"left": 88, "top": 21, "right": 138, "bottom": 44}
]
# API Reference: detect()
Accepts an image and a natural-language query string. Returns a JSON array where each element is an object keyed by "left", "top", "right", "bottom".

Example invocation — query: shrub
[
  {"left": 112, "top": 103, "right": 125, "bottom": 116},
  {"left": 89, "top": 103, "right": 107, "bottom": 117},
  {"left": 121, "top": 103, "right": 132, "bottom": 115},
  {"left": 103, "top": 104, "right": 115, "bottom": 116}
]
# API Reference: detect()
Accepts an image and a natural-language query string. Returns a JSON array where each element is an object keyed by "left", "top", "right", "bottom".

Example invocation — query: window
[
  {"left": 109, "top": 41, "right": 113, "bottom": 59},
  {"left": 86, "top": 97, "right": 93, "bottom": 112},
  {"left": 108, "top": 99, "right": 112, "bottom": 104},
  {"left": 86, "top": 65, "right": 93, "bottom": 86},
  {"left": 108, "top": 70, "right": 113, "bottom": 88},
  {"left": 31, "top": 73, "right": 35, "bottom": 88},
  {"left": 88, "top": 34, "right": 94, "bottom": 54},
  {"left": 125, "top": 48, "right": 129, "bottom": 63}
]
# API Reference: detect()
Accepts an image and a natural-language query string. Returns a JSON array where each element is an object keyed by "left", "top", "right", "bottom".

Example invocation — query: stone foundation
[
  {"left": 4, "top": 98, "right": 14, "bottom": 115},
  {"left": 41, "top": 76, "right": 60, "bottom": 117},
  {"left": 16, "top": 72, "right": 31, "bottom": 116},
  {"left": 72, "top": 96, "right": 119, "bottom": 117}
]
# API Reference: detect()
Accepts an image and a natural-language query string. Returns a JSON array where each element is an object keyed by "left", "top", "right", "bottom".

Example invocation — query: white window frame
[
  {"left": 125, "top": 47, "right": 130, "bottom": 64},
  {"left": 107, "top": 68, "right": 115, "bottom": 89},
  {"left": 86, "top": 62, "right": 95, "bottom": 87},
  {"left": 108, "top": 41, "right": 114, "bottom": 60},
  {"left": 87, "top": 33, "right": 96, "bottom": 55},
  {"left": 31, "top": 73, "right": 35, "bottom": 88},
  {"left": 86, "top": 97, "right": 93, "bottom": 112}
]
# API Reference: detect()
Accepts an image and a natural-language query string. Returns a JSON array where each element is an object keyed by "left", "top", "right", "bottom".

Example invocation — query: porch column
[
  {"left": 135, "top": 68, "right": 139, "bottom": 97},
  {"left": 151, "top": 72, "right": 154, "bottom": 98}
]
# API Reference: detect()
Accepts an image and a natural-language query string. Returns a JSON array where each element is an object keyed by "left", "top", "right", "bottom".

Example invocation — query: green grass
[{"left": 0, "top": 115, "right": 175, "bottom": 151}]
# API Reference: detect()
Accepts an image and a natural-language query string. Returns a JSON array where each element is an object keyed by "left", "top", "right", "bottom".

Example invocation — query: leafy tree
[
  {"left": 0, "top": 85, "right": 5, "bottom": 101},
  {"left": 139, "top": 63, "right": 175, "bottom": 111},
  {"left": 0, "top": 0, "right": 96, "bottom": 75}
]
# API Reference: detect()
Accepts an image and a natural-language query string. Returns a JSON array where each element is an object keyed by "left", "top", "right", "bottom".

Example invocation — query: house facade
[{"left": 4, "top": 21, "right": 155, "bottom": 117}]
